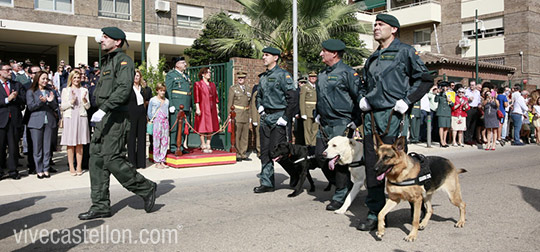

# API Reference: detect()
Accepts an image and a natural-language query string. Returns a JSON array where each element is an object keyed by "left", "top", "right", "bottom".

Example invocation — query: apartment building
[
  {"left": 354, "top": 0, "right": 540, "bottom": 89},
  {"left": 0, "top": 0, "right": 242, "bottom": 68}
]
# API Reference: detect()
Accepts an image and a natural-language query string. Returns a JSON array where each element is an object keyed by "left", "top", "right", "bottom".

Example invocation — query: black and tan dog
[
  {"left": 270, "top": 142, "right": 319, "bottom": 197},
  {"left": 374, "top": 136, "right": 466, "bottom": 242}
]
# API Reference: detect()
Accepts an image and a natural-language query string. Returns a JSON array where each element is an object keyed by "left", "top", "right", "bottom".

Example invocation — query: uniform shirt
[
  {"left": 227, "top": 83, "right": 251, "bottom": 123},
  {"left": 94, "top": 48, "right": 134, "bottom": 113},
  {"left": 299, "top": 81, "right": 317, "bottom": 118},
  {"left": 165, "top": 68, "right": 192, "bottom": 112},
  {"left": 316, "top": 60, "right": 360, "bottom": 126},
  {"left": 255, "top": 65, "right": 294, "bottom": 125}
]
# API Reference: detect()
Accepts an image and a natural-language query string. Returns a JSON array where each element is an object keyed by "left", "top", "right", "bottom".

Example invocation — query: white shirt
[
  {"left": 464, "top": 88, "right": 481, "bottom": 107},
  {"left": 511, "top": 91, "right": 528, "bottom": 115},
  {"left": 133, "top": 85, "right": 144, "bottom": 106},
  {"left": 420, "top": 94, "right": 430, "bottom": 112}
]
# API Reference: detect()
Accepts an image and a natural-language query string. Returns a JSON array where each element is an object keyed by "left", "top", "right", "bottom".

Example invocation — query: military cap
[
  {"left": 101, "top": 27, "right": 129, "bottom": 46},
  {"left": 438, "top": 81, "right": 450, "bottom": 87},
  {"left": 376, "top": 14, "right": 400, "bottom": 28},
  {"left": 322, "top": 39, "right": 346, "bottom": 52},
  {"left": 237, "top": 71, "right": 247, "bottom": 78},
  {"left": 308, "top": 71, "right": 317, "bottom": 77},
  {"left": 172, "top": 56, "right": 185, "bottom": 64},
  {"left": 299, "top": 77, "right": 308, "bottom": 83},
  {"left": 262, "top": 47, "right": 281, "bottom": 56}
]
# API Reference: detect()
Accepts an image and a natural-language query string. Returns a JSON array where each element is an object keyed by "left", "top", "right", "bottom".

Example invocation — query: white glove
[
  {"left": 169, "top": 106, "right": 176, "bottom": 113},
  {"left": 347, "top": 121, "right": 357, "bottom": 129},
  {"left": 301, "top": 115, "right": 307, "bottom": 120},
  {"left": 252, "top": 122, "right": 258, "bottom": 126},
  {"left": 258, "top": 106, "right": 265, "bottom": 114},
  {"left": 90, "top": 109, "right": 106, "bottom": 123},
  {"left": 276, "top": 117, "right": 287, "bottom": 126},
  {"left": 359, "top": 97, "right": 371, "bottom": 111},
  {"left": 315, "top": 115, "right": 320, "bottom": 124},
  {"left": 249, "top": 118, "right": 252, "bottom": 123},
  {"left": 393, "top": 99, "right": 409, "bottom": 114}
]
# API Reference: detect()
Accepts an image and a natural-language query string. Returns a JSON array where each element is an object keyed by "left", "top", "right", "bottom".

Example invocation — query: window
[
  {"left": 99, "top": 0, "right": 131, "bottom": 20},
  {"left": 413, "top": 29, "right": 431, "bottom": 46},
  {"left": 177, "top": 4, "right": 203, "bottom": 29},
  {"left": 462, "top": 17, "right": 504, "bottom": 40},
  {"left": 35, "top": 0, "right": 72, "bottom": 12},
  {"left": 0, "top": 0, "right": 13, "bottom": 6}
]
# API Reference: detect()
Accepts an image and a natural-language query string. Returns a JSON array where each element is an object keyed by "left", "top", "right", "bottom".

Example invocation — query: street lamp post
[
  {"left": 475, "top": 9, "right": 485, "bottom": 84},
  {"left": 95, "top": 34, "right": 102, "bottom": 68}
]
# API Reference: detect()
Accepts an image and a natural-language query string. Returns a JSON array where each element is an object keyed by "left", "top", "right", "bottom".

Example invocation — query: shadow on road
[
  {"left": 514, "top": 185, "right": 540, "bottom": 212},
  {"left": 0, "top": 207, "right": 67, "bottom": 240},
  {"left": 0, "top": 196, "right": 46, "bottom": 218}
]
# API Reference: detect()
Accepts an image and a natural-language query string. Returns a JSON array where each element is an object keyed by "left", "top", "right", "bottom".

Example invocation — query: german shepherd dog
[
  {"left": 374, "top": 136, "right": 466, "bottom": 242},
  {"left": 270, "top": 142, "right": 318, "bottom": 197}
]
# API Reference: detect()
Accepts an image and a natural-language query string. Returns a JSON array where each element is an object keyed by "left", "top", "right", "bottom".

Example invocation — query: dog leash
[
  {"left": 293, "top": 155, "right": 316, "bottom": 164},
  {"left": 369, "top": 110, "right": 404, "bottom": 145}
]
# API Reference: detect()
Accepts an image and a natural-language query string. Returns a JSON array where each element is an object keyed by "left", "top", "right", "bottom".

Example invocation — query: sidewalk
[{"left": 0, "top": 140, "right": 505, "bottom": 197}]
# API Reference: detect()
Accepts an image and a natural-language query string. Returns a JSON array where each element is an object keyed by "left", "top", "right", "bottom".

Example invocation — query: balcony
[{"left": 387, "top": 1, "right": 441, "bottom": 27}]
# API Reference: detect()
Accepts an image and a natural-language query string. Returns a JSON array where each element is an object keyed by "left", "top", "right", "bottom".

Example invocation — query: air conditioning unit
[
  {"left": 458, "top": 38, "right": 471, "bottom": 48},
  {"left": 155, "top": 0, "right": 170, "bottom": 13}
]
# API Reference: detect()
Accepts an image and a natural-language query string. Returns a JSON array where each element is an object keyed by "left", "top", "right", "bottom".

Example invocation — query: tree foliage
[
  {"left": 137, "top": 57, "right": 166, "bottom": 95},
  {"left": 184, "top": 12, "right": 254, "bottom": 66}
]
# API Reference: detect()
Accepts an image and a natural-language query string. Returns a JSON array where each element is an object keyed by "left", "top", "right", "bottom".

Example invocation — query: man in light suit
[{"left": 0, "top": 62, "right": 26, "bottom": 180}]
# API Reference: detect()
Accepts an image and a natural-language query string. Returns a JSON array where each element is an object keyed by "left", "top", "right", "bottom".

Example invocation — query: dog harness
[
  {"left": 349, "top": 159, "right": 365, "bottom": 168},
  {"left": 388, "top": 152, "right": 432, "bottom": 190}
]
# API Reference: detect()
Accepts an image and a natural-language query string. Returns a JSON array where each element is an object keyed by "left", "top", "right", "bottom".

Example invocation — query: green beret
[
  {"left": 101, "top": 27, "right": 126, "bottom": 40},
  {"left": 262, "top": 47, "right": 281, "bottom": 56},
  {"left": 376, "top": 14, "right": 400, "bottom": 28},
  {"left": 322, "top": 39, "right": 346, "bottom": 52}
]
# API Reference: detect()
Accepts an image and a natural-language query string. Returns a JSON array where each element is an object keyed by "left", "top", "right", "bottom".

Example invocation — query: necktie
[{"left": 3, "top": 83, "right": 9, "bottom": 96}]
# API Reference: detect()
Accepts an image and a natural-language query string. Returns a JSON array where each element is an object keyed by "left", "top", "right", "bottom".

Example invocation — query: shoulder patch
[
  {"left": 415, "top": 51, "right": 419, "bottom": 55},
  {"left": 121, "top": 61, "right": 128, "bottom": 65},
  {"left": 353, "top": 72, "right": 359, "bottom": 76},
  {"left": 286, "top": 75, "right": 291, "bottom": 79}
]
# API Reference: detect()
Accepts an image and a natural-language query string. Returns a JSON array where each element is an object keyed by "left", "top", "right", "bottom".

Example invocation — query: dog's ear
[{"left": 393, "top": 136, "right": 406, "bottom": 152}]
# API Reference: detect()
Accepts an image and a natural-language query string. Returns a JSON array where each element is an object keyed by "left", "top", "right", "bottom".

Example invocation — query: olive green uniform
[
  {"left": 227, "top": 83, "right": 251, "bottom": 159},
  {"left": 250, "top": 86, "right": 261, "bottom": 155},
  {"left": 315, "top": 60, "right": 361, "bottom": 204},
  {"left": 360, "top": 38, "right": 429, "bottom": 220},
  {"left": 165, "top": 69, "right": 192, "bottom": 152},
  {"left": 409, "top": 100, "right": 422, "bottom": 142},
  {"left": 256, "top": 65, "right": 295, "bottom": 187},
  {"left": 299, "top": 82, "right": 317, "bottom": 146},
  {"left": 89, "top": 48, "right": 155, "bottom": 213}
]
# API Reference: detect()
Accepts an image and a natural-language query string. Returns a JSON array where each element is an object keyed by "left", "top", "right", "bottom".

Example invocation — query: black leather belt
[{"left": 265, "top": 108, "right": 285, "bottom": 114}]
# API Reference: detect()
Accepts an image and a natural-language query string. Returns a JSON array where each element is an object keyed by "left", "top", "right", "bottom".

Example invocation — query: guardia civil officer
[
  {"left": 300, "top": 71, "right": 318, "bottom": 146},
  {"left": 357, "top": 14, "right": 431, "bottom": 231},
  {"left": 315, "top": 39, "right": 361, "bottom": 211},
  {"left": 254, "top": 47, "right": 295, "bottom": 193},
  {"left": 228, "top": 72, "right": 252, "bottom": 161},
  {"left": 166, "top": 56, "right": 192, "bottom": 154},
  {"left": 250, "top": 84, "right": 261, "bottom": 156},
  {"left": 79, "top": 27, "right": 156, "bottom": 220}
]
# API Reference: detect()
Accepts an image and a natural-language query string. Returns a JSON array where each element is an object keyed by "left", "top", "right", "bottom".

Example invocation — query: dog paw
[
  {"left": 404, "top": 234, "right": 417, "bottom": 242},
  {"left": 334, "top": 209, "right": 346, "bottom": 215},
  {"left": 376, "top": 231, "right": 384, "bottom": 238},
  {"left": 419, "top": 223, "right": 427, "bottom": 230},
  {"left": 455, "top": 220, "right": 465, "bottom": 228}
]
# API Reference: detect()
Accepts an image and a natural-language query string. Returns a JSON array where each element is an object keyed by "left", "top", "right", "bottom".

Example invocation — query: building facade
[
  {"left": 0, "top": 0, "right": 242, "bottom": 68},
  {"left": 354, "top": 0, "right": 540, "bottom": 90}
]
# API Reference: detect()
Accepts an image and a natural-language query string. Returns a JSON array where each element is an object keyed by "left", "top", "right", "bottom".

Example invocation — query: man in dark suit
[{"left": 0, "top": 62, "right": 26, "bottom": 180}]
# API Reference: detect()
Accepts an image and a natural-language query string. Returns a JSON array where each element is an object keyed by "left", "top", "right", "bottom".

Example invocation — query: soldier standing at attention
[
  {"left": 79, "top": 27, "right": 156, "bottom": 220},
  {"left": 300, "top": 71, "right": 318, "bottom": 146},
  {"left": 357, "top": 14, "right": 431, "bottom": 231},
  {"left": 315, "top": 39, "right": 361, "bottom": 211},
  {"left": 254, "top": 47, "right": 295, "bottom": 193},
  {"left": 228, "top": 72, "right": 252, "bottom": 162},
  {"left": 166, "top": 56, "right": 191, "bottom": 154}
]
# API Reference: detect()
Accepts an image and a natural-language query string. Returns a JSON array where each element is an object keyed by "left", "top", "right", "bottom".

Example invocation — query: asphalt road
[{"left": 1, "top": 145, "right": 539, "bottom": 251}]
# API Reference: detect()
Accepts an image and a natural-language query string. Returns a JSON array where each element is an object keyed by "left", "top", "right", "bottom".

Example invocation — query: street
[{"left": 1, "top": 144, "right": 539, "bottom": 251}]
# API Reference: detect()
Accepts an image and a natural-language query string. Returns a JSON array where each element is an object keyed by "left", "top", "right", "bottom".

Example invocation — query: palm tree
[{"left": 212, "top": 0, "right": 371, "bottom": 66}]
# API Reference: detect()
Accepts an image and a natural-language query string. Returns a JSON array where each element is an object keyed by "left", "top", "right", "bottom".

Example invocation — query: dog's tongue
[
  {"left": 377, "top": 169, "right": 391, "bottom": 181},
  {"left": 328, "top": 156, "right": 339, "bottom": 171}
]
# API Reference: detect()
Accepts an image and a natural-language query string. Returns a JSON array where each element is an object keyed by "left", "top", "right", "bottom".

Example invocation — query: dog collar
[
  {"left": 349, "top": 160, "right": 364, "bottom": 168},
  {"left": 293, "top": 155, "right": 315, "bottom": 164}
]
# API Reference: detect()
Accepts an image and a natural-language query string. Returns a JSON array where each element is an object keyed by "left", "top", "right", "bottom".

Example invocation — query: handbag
[
  {"left": 147, "top": 99, "right": 164, "bottom": 135},
  {"left": 497, "top": 109, "right": 504, "bottom": 119}
]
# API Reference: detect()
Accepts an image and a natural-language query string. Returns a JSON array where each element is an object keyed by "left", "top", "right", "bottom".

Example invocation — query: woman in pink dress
[{"left": 193, "top": 67, "right": 219, "bottom": 153}]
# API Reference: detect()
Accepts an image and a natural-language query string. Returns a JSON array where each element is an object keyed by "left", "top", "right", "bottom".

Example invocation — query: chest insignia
[{"left": 380, "top": 54, "right": 396, "bottom": 60}]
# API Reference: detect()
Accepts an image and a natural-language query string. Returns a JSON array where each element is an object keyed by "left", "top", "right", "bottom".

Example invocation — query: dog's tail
[{"left": 457, "top": 169, "right": 467, "bottom": 174}]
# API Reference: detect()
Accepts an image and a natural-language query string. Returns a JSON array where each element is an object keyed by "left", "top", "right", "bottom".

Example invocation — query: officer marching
[
  {"left": 300, "top": 71, "right": 318, "bottom": 146},
  {"left": 80, "top": 27, "right": 157, "bottom": 220},
  {"left": 228, "top": 71, "right": 252, "bottom": 162},
  {"left": 315, "top": 39, "right": 362, "bottom": 211},
  {"left": 250, "top": 84, "right": 261, "bottom": 157},
  {"left": 165, "top": 56, "right": 192, "bottom": 154},
  {"left": 254, "top": 47, "right": 295, "bottom": 193}
]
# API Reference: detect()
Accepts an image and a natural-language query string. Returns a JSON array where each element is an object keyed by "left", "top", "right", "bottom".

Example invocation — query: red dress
[{"left": 194, "top": 80, "right": 219, "bottom": 133}]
